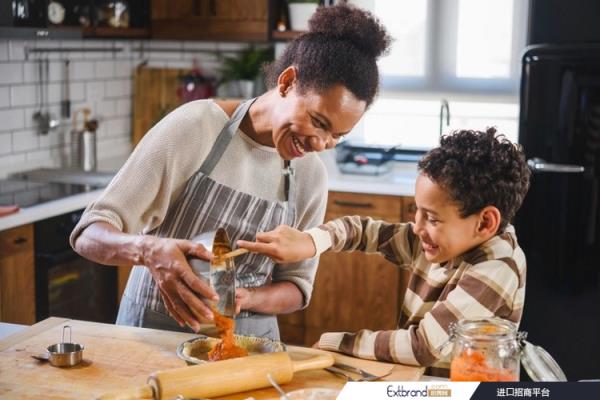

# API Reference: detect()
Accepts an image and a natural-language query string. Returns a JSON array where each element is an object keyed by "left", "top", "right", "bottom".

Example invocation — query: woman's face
[{"left": 271, "top": 84, "right": 366, "bottom": 160}]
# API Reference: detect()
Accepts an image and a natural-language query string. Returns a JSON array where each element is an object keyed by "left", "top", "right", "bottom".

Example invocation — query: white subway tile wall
[{"left": 0, "top": 39, "right": 245, "bottom": 179}]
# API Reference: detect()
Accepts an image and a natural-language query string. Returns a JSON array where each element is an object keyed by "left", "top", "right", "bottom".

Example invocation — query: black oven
[{"left": 34, "top": 209, "right": 118, "bottom": 323}]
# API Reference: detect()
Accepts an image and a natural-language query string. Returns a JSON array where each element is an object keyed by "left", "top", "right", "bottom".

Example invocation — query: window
[
  {"left": 360, "top": 99, "right": 519, "bottom": 150},
  {"left": 347, "top": 0, "right": 528, "bottom": 149},
  {"left": 375, "top": 0, "right": 427, "bottom": 79},
  {"left": 369, "top": 0, "right": 529, "bottom": 94}
]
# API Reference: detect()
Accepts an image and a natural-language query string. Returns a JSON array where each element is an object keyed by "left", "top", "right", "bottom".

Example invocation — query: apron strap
[
  {"left": 199, "top": 97, "right": 258, "bottom": 175},
  {"left": 199, "top": 97, "right": 296, "bottom": 223},
  {"left": 283, "top": 160, "right": 293, "bottom": 202}
]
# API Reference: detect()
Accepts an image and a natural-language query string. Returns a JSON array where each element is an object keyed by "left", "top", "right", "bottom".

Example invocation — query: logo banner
[{"left": 336, "top": 381, "right": 600, "bottom": 400}]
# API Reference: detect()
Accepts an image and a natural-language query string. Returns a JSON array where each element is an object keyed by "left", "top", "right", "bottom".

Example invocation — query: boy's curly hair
[{"left": 417, "top": 128, "right": 531, "bottom": 231}]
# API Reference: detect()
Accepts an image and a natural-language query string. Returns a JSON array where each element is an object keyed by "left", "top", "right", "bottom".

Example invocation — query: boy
[{"left": 238, "top": 128, "right": 531, "bottom": 367}]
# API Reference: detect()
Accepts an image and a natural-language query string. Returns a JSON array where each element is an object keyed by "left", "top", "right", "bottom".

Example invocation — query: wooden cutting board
[
  {"left": 132, "top": 67, "right": 187, "bottom": 147},
  {"left": 0, "top": 318, "right": 424, "bottom": 399}
]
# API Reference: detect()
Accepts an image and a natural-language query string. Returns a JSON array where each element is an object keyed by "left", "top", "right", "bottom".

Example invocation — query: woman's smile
[{"left": 290, "top": 134, "right": 307, "bottom": 158}]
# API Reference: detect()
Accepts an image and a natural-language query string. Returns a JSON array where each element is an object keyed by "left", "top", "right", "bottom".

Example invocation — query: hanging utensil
[
  {"left": 32, "top": 58, "right": 49, "bottom": 134},
  {"left": 33, "top": 58, "right": 60, "bottom": 135},
  {"left": 45, "top": 58, "right": 60, "bottom": 131},
  {"left": 61, "top": 59, "right": 70, "bottom": 119}
]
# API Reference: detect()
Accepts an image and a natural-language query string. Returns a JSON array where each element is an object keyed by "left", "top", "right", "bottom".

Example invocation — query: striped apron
[{"left": 116, "top": 98, "right": 295, "bottom": 340}]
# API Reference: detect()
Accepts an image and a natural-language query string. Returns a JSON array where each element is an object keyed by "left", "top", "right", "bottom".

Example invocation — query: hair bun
[{"left": 308, "top": 4, "right": 392, "bottom": 59}]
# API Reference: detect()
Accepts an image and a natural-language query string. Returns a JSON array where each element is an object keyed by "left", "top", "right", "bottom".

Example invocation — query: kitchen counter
[
  {"left": 328, "top": 162, "right": 417, "bottom": 196},
  {"left": 320, "top": 151, "right": 418, "bottom": 197},
  {"left": 0, "top": 317, "right": 425, "bottom": 399},
  {"left": 0, "top": 189, "right": 104, "bottom": 232},
  {"left": 0, "top": 153, "right": 417, "bottom": 232},
  {"left": 0, "top": 155, "right": 128, "bottom": 232}
]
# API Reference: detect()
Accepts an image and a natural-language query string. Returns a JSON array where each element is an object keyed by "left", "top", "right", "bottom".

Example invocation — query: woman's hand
[
  {"left": 236, "top": 225, "right": 316, "bottom": 264},
  {"left": 141, "top": 235, "right": 219, "bottom": 331},
  {"left": 234, "top": 287, "right": 255, "bottom": 315}
]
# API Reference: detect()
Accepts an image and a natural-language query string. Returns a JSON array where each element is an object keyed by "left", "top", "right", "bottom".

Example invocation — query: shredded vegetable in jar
[{"left": 448, "top": 318, "right": 522, "bottom": 382}]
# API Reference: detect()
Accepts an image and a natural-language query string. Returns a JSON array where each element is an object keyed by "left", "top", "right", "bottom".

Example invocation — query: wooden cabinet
[
  {"left": 278, "top": 191, "right": 415, "bottom": 346},
  {"left": 151, "top": 0, "right": 271, "bottom": 41},
  {"left": 117, "top": 266, "right": 133, "bottom": 303},
  {"left": 83, "top": 27, "right": 150, "bottom": 39},
  {"left": 0, "top": 224, "right": 36, "bottom": 325}
]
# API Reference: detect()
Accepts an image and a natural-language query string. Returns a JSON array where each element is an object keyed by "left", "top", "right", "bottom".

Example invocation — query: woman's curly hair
[
  {"left": 264, "top": 4, "right": 392, "bottom": 106},
  {"left": 418, "top": 128, "right": 531, "bottom": 231}
]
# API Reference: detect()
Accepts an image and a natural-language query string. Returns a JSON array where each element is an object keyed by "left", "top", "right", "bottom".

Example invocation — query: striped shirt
[{"left": 307, "top": 216, "right": 526, "bottom": 367}]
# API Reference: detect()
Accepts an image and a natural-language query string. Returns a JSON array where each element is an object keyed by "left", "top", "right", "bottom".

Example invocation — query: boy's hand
[{"left": 237, "top": 225, "right": 316, "bottom": 264}]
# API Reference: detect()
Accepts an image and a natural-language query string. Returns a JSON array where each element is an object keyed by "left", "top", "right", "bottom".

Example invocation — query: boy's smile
[
  {"left": 412, "top": 174, "right": 487, "bottom": 264},
  {"left": 420, "top": 239, "right": 439, "bottom": 255}
]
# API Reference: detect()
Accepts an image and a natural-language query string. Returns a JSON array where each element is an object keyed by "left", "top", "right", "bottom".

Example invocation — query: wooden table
[{"left": 0, "top": 318, "right": 424, "bottom": 399}]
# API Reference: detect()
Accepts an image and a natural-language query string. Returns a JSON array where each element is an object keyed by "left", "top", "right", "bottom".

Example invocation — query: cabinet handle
[
  {"left": 13, "top": 237, "right": 28, "bottom": 245},
  {"left": 333, "top": 200, "right": 374, "bottom": 209}
]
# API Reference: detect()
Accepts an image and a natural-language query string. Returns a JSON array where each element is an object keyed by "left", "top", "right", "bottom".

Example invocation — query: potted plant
[
  {"left": 217, "top": 46, "right": 273, "bottom": 98},
  {"left": 287, "top": 0, "right": 320, "bottom": 31}
]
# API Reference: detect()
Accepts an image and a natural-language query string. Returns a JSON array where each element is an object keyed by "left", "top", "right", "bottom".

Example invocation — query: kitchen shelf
[
  {"left": 83, "top": 27, "right": 150, "bottom": 39},
  {"left": 271, "top": 30, "right": 307, "bottom": 41},
  {"left": 0, "top": 26, "right": 82, "bottom": 40}
]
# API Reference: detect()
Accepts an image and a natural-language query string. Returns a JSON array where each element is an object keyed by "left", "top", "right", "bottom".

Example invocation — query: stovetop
[
  {"left": 335, "top": 142, "right": 426, "bottom": 176},
  {"left": 0, "top": 180, "right": 102, "bottom": 208}
]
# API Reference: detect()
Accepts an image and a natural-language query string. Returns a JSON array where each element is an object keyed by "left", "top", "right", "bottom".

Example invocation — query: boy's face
[{"left": 412, "top": 174, "right": 485, "bottom": 263}]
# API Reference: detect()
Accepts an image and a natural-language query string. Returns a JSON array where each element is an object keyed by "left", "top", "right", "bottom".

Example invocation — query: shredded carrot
[
  {"left": 450, "top": 349, "right": 518, "bottom": 381},
  {"left": 207, "top": 308, "right": 248, "bottom": 361}
]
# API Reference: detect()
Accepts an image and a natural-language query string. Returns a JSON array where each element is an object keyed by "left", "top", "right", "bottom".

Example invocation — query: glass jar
[{"left": 448, "top": 318, "right": 523, "bottom": 381}]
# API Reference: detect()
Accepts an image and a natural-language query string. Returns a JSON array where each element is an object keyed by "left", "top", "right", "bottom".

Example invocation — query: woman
[{"left": 70, "top": 4, "right": 391, "bottom": 340}]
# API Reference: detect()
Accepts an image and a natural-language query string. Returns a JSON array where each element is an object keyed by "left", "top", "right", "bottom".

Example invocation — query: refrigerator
[{"left": 516, "top": 44, "right": 600, "bottom": 381}]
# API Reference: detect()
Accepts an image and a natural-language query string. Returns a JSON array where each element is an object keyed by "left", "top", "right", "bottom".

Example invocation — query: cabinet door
[
  {"left": 0, "top": 224, "right": 36, "bottom": 325},
  {"left": 326, "top": 191, "right": 403, "bottom": 218},
  {"left": 152, "top": 0, "right": 270, "bottom": 41},
  {"left": 304, "top": 238, "right": 402, "bottom": 345}
]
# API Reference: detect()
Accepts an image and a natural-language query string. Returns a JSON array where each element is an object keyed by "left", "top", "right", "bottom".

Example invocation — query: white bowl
[{"left": 177, "top": 334, "right": 286, "bottom": 364}]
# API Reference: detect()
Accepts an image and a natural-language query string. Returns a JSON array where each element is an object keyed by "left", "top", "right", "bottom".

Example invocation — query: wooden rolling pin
[{"left": 98, "top": 351, "right": 334, "bottom": 400}]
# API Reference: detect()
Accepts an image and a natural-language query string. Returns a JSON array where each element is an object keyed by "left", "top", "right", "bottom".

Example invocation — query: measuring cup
[{"left": 46, "top": 325, "right": 84, "bottom": 367}]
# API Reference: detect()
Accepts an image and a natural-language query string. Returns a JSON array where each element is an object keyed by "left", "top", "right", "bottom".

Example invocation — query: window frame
[{"left": 376, "top": 0, "right": 530, "bottom": 97}]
